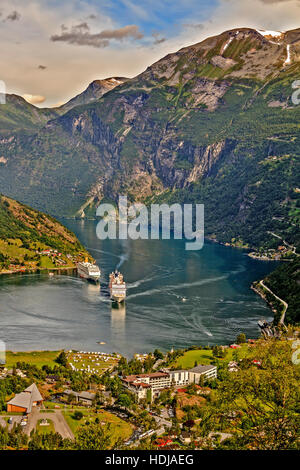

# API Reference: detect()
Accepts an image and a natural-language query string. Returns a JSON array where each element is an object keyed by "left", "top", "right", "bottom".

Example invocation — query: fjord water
[{"left": 0, "top": 220, "right": 275, "bottom": 357}]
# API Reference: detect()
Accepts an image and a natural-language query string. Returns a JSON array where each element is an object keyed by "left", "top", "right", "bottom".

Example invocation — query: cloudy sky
[{"left": 1, "top": 0, "right": 300, "bottom": 107}]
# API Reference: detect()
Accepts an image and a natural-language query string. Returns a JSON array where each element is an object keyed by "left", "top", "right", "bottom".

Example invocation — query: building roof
[
  {"left": 188, "top": 364, "right": 216, "bottom": 374},
  {"left": 139, "top": 372, "right": 169, "bottom": 378},
  {"left": 7, "top": 392, "right": 32, "bottom": 412},
  {"left": 25, "top": 383, "right": 43, "bottom": 402},
  {"left": 169, "top": 369, "right": 189, "bottom": 374},
  {"left": 131, "top": 382, "right": 151, "bottom": 389},
  {"left": 63, "top": 390, "right": 95, "bottom": 400},
  {"left": 7, "top": 383, "right": 43, "bottom": 413},
  {"left": 123, "top": 372, "right": 169, "bottom": 383}
]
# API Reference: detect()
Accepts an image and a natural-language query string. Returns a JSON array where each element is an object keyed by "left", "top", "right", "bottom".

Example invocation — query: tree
[
  {"left": 67, "top": 393, "right": 76, "bottom": 404},
  {"left": 236, "top": 333, "right": 246, "bottom": 344},
  {"left": 117, "top": 393, "right": 132, "bottom": 409},
  {"left": 186, "top": 383, "right": 198, "bottom": 395},
  {"left": 55, "top": 351, "right": 68, "bottom": 367},
  {"left": 73, "top": 410, "right": 83, "bottom": 420},
  {"left": 76, "top": 423, "right": 112, "bottom": 450},
  {"left": 201, "top": 340, "right": 300, "bottom": 450},
  {"left": 212, "top": 345, "right": 226, "bottom": 358},
  {"left": 199, "top": 374, "right": 205, "bottom": 387},
  {"left": 153, "top": 349, "right": 164, "bottom": 360}
]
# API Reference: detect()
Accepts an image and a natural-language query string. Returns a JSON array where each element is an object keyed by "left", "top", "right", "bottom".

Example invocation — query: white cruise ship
[
  {"left": 77, "top": 261, "right": 101, "bottom": 282},
  {"left": 109, "top": 271, "right": 126, "bottom": 303}
]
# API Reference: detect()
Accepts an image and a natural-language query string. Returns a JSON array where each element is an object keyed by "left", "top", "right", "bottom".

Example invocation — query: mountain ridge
[{"left": 0, "top": 26, "right": 299, "bottom": 254}]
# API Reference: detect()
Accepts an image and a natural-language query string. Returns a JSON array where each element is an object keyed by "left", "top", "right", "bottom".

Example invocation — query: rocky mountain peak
[
  {"left": 141, "top": 27, "right": 300, "bottom": 85},
  {"left": 57, "top": 76, "right": 128, "bottom": 113}
]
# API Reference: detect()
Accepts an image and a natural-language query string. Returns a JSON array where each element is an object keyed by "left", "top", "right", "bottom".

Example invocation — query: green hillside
[
  {"left": 0, "top": 94, "right": 57, "bottom": 133},
  {"left": 263, "top": 258, "right": 300, "bottom": 324},
  {"left": 0, "top": 195, "right": 91, "bottom": 274}
]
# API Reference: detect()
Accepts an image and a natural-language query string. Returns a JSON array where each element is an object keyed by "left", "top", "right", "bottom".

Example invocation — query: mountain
[
  {"left": 56, "top": 77, "right": 128, "bottom": 113},
  {"left": 0, "top": 94, "right": 57, "bottom": 133},
  {"left": 0, "top": 194, "right": 91, "bottom": 274},
  {"left": 0, "top": 27, "right": 299, "bottom": 253},
  {"left": 0, "top": 77, "right": 128, "bottom": 133}
]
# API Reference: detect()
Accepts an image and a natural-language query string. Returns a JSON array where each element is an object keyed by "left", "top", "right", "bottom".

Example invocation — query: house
[
  {"left": 62, "top": 390, "right": 96, "bottom": 405},
  {"left": 7, "top": 383, "right": 43, "bottom": 413},
  {"left": 228, "top": 361, "right": 239, "bottom": 372},
  {"left": 180, "top": 432, "right": 192, "bottom": 444},
  {"left": 46, "top": 375, "right": 60, "bottom": 384}
]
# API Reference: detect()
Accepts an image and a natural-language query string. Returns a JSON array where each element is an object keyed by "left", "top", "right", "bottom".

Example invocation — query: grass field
[
  {"left": 62, "top": 409, "right": 133, "bottom": 444},
  {"left": 37, "top": 418, "right": 55, "bottom": 434},
  {"left": 43, "top": 401, "right": 61, "bottom": 410},
  {"left": 5, "top": 350, "right": 60, "bottom": 368},
  {"left": 67, "top": 351, "right": 120, "bottom": 375},
  {"left": 173, "top": 346, "right": 248, "bottom": 369}
]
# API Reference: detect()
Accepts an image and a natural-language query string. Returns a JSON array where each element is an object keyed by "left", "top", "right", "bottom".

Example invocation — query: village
[{"left": 1, "top": 331, "right": 295, "bottom": 450}]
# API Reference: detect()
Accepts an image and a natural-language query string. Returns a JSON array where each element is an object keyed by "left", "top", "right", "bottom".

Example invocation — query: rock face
[
  {"left": 0, "top": 27, "right": 299, "bottom": 250},
  {"left": 57, "top": 77, "right": 129, "bottom": 113}
]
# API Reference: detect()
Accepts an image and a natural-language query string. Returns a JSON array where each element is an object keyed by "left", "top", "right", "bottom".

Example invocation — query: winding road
[{"left": 259, "top": 280, "right": 288, "bottom": 326}]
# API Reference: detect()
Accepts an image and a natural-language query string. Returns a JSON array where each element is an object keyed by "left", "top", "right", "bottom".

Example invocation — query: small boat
[{"left": 182, "top": 297, "right": 187, "bottom": 302}]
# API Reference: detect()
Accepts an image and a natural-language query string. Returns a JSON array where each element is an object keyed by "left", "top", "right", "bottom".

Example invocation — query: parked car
[{"left": 8, "top": 417, "right": 13, "bottom": 424}]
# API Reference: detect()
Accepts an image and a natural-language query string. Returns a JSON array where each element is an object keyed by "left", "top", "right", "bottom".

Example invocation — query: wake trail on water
[
  {"left": 126, "top": 274, "right": 227, "bottom": 300},
  {"left": 116, "top": 252, "right": 129, "bottom": 270},
  {"left": 127, "top": 271, "right": 170, "bottom": 289},
  {"left": 170, "top": 300, "right": 213, "bottom": 337},
  {"left": 86, "top": 247, "right": 120, "bottom": 259}
]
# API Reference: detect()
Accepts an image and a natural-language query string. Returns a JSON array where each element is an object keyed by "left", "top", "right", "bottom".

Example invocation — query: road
[
  {"left": 0, "top": 415, "right": 22, "bottom": 430},
  {"left": 26, "top": 407, "right": 74, "bottom": 439},
  {"left": 259, "top": 280, "right": 288, "bottom": 326},
  {"left": 267, "top": 231, "right": 297, "bottom": 254}
]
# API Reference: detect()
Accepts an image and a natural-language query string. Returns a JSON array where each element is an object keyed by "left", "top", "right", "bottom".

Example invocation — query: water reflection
[
  {"left": 82, "top": 281, "right": 101, "bottom": 303},
  {"left": 110, "top": 302, "right": 126, "bottom": 349},
  {"left": 111, "top": 302, "right": 126, "bottom": 332}
]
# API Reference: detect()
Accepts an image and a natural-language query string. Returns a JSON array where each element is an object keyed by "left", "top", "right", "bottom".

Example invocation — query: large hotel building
[{"left": 122, "top": 365, "right": 217, "bottom": 401}]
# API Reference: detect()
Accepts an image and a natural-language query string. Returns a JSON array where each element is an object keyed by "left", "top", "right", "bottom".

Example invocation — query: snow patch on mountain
[
  {"left": 256, "top": 29, "right": 283, "bottom": 38},
  {"left": 284, "top": 44, "right": 291, "bottom": 65}
]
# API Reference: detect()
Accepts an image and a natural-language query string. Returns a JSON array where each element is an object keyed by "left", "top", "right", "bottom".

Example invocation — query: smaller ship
[
  {"left": 77, "top": 259, "right": 101, "bottom": 283},
  {"left": 109, "top": 270, "right": 126, "bottom": 303}
]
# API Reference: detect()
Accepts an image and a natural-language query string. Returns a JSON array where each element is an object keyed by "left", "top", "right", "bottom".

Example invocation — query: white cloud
[{"left": 22, "top": 94, "right": 46, "bottom": 104}]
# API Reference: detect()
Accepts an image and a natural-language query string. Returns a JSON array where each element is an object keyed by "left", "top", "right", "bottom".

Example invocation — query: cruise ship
[
  {"left": 109, "top": 271, "right": 126, "bottom": 303},
  {"left": 77, "top": 260, "right": 101, "bottom": 282}
]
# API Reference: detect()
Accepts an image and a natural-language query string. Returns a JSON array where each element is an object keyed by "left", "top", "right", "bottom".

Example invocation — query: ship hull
[
  {"left": 79, "top": 272, "right": 100, "bottom": 283},
  {"left": 77, "top": 263, "right": 101, "bottom": 283},
  {"left": 111, "top": 295, "right": 125, "bottom": 303}
]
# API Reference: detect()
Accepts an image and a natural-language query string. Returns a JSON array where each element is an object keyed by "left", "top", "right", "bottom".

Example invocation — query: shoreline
[{"left": 0, "top": 266, "right": 76, "bottom": 277}]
